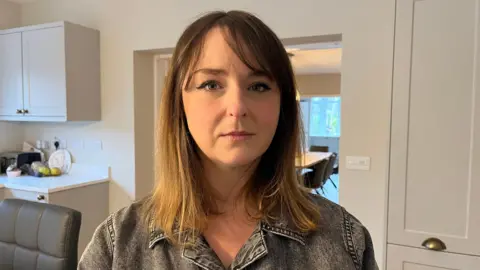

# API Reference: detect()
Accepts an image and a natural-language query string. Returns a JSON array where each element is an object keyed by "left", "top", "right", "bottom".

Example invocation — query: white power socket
[
  {"left": 35, "top": 140, "right": 50, "bottom": 149},
  {"left": 42, "top": 140, "right": 50, "bottom": 149}
]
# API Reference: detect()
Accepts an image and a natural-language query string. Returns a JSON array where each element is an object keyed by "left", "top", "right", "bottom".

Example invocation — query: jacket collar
[{"left": 148, "top": 213, "right": 307, "bottom": 249}]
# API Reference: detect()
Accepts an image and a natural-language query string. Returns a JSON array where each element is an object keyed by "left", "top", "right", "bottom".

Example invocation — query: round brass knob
[
  {"left": 37, "top": 195, "right": 45, "bottom": 201},
  {"left": 422, "top": 237, "right": 446, "bottom": 251}
]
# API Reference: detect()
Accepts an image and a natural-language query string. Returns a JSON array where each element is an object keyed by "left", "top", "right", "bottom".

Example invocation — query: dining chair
[
  {"left": 0, "top": 198, "right": 82, "bottom": 270},
  {"left": 323, "top": 152, "right": 338, "bottom": 188},
  {"left": 303, "top": 159, "right": 329, "bottom": 194}
]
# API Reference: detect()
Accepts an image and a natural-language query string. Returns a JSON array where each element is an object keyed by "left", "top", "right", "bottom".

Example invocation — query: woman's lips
[{"left": 222, "top": 131, "right": 255, "bottom": 141}]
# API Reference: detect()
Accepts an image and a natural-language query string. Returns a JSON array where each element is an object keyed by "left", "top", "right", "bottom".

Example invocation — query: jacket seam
[
  {"left": 181, "top": 248, "right": 211, "bottom": 270},
  {"left": 106, "top": 214, "right": 116, "bottom": 254},
  {"left": 237, "top": 228, "right": 269, "bottom": 270},
  {"left": 260, "top": 222, "right": 306, "bottom": 245},
  {"left": 342, "top": 207, "right": 361, "bottom": 270}
]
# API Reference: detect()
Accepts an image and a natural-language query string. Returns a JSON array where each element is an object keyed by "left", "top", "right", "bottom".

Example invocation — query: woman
[{"left": 79, "top": 10, "right": 377, "bottom": 270}]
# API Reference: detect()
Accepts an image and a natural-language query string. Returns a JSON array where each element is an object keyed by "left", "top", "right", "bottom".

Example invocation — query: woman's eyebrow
[
  {"left": 193, "top": 68, "right": 227, "bottom": 75},
  {"left": 192, "top": 68, "right": 271, "bottom": 79}
]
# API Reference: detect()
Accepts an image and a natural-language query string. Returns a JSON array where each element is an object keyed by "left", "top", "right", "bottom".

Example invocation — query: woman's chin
[{"left": 215, "top": 155, "right": 259, "bottom": 168}]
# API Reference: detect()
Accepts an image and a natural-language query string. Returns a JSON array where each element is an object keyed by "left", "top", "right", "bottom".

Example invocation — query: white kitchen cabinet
[
  {"left": 388, "top": 0, "right": 480, "bottom": 265},
  {"left": 387, "top": 244, "right": 480, "bottom": 270},
  {"left": 0, "top": 32, "right": 23, "bottom": 116},
  {"left": 22, "top": 26, "right": 67, "bottom": 117},
  {"left": 0, "top": 21, "right": 101, "bottom": 122}
]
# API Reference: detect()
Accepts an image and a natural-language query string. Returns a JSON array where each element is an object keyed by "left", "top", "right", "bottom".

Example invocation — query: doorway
[{"left": 288, "top": 41, "right": 342, "bottom": 204}]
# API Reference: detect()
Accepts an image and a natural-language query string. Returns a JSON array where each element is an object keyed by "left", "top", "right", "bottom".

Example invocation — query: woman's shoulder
[
  {"left": 107, "top": 196, "right": 150, "bottom": 229},
  {"left": 78, "top": 197, "right": 151, "bottom": 269},
  {"left": 307, "top": 194, "right": 378, "bottom": 269},
  {"left": 307, "top": 193, "right": 365, "bottom": 228}
]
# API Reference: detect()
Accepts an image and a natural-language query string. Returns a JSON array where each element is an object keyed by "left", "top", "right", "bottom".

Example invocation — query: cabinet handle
[
  {"left": 23, "top": 109, "right": 29, "bottom": 114},
  {"left": 422, "top": 237, "right": 446, "bottom": 251},
  {"left": 16, "top": 109, "right": 22, "bottom": 114},
  {"left": 37, "top": 195, "right": 45, "bottom": 201}
]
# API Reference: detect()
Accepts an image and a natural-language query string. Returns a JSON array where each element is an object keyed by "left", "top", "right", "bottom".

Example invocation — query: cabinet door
[
  {"left": 388, "top": 0, "right": 480, "bottom": 256},
  {"left": 387, "top": 244, "right": 480, "bottom": 270},
  {"left": 22, "top": 27, "right": 66, "bottom": 117},
  {"left": 0, "top": 33, "right": 23, "bottom": 116}
]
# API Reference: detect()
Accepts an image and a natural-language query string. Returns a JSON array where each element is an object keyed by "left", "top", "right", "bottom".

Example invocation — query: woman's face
[{"left": 182, "top": 28, "right": 281, "bottom": 168}]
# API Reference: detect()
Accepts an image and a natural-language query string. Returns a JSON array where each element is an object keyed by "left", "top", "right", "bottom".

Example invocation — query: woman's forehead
[{"left": 194, "top": 27, "right": 262, "bottom": 73}]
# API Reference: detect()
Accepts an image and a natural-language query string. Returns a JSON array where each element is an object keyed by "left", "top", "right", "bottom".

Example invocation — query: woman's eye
[
  {"left": 197, "top": 80, "right": 221, "bottom": 91},
  {"left": 248, "top": 82, "right": 271, "bottom": 92}
]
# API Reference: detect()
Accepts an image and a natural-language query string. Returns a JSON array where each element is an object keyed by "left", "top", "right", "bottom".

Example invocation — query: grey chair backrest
[
  {"left": 309, "top": 145, "right": 329, "bottom": 152},
  {"left": 0, "top": 199, "right": 81, "bottom": 270},
  {"left": 324, "top": 152, "right": 338, "bottom": 180}
]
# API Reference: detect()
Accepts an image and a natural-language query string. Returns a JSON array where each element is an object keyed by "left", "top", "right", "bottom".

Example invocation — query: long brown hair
[{"left": 144, "top": 10, "right": 320, "bottom": 245}]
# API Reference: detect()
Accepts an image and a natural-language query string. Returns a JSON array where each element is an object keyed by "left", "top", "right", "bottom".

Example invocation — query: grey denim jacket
[{"left": 78, "top": 195, "right": 378, "bottom": 270}]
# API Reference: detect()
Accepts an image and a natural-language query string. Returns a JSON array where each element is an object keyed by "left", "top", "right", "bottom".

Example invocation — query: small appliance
[{"left": 0, "top": 151, "right": 42, "bottom": 173}]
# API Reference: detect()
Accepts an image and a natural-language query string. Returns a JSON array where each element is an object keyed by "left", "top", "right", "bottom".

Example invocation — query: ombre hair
[{"left": 143, "top": 10, "right": 320, "bottom": 245}]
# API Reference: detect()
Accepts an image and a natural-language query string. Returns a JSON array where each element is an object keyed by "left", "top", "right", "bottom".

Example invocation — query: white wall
[
  {"left": 20, "top": 0, "right": 395, "bottom": 267},
  {"left": 297, "top": 74, "right": 341, "bottom": 96},
  {"left": 0, "top": 0, "right": 24, "bottom": 152}
]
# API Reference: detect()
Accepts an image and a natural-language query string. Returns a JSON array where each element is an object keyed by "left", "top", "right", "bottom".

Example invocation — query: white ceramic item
[
  {"left": 7, "top": 170, "right": 21, "bottom": 177},
  {"left": 48, "top": 149, "right": 72, "bottom": 174}
]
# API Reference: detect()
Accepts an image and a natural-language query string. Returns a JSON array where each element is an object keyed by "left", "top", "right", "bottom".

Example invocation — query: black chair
[
  {"left": 309, "top": 145, "right": 329, "bottom": 152},
  {"left": 0, "top": 199, "right": 82, "bottom": 270},
  {"left": 303, "top": 159, "right": 329, "bottom": 194}
]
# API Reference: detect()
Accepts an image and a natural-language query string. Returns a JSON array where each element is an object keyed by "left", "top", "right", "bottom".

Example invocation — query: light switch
[{"left": 345, "top": 156, "right": 370, "bottom": 171}]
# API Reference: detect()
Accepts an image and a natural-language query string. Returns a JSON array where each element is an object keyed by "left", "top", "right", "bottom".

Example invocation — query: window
[{"left": 308, "top": 97, "right": 341, "bottom": 137}]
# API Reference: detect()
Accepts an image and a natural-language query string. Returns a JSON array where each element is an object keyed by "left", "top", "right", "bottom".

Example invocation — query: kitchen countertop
[{"left": 0, "top": 164, "right": 109, "bottom": 193}]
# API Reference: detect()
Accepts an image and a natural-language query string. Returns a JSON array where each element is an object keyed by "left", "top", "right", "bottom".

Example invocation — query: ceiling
[
  {"left": 287, "top": 43, "right": 342, "bottom": 75},
  {"left": 3, "top": 6, "right": 339, "bottom": 74},
  {"left": 6, "top": 0, "right": 38, "bottom": 3}
]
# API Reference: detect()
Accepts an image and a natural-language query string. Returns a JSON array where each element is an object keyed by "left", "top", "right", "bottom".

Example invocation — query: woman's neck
[{"left": 202, "top": 158, "right": 259, "bottom": 213}]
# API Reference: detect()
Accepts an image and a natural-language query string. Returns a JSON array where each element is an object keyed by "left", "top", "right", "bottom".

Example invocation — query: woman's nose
[{"left": 225, "top": 85, "right": 247, "bottom": 118}]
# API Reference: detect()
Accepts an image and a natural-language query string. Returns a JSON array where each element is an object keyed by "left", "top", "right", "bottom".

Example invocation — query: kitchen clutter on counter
[
  {"left": 0, "top": 163, "right": 110, "bottom": 193},
  {"left": 0, "top": 141, "right": 72, "bottom": 178}
]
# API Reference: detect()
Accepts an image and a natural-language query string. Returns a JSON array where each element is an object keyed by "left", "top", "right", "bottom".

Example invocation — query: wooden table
[{"left": 295, "top": 152, "right": 332, "bottom": 168}]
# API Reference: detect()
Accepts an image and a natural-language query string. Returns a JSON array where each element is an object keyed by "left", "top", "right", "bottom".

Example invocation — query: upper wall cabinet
[
  {"left": 0, "top": 32, "right": 23, "bottom": 117},
  {"left": 0, "top": 22, "right": 101, "bottom": 122},
  {"left": 388, "top": 0, "right": 480, "bottom": 263}
]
